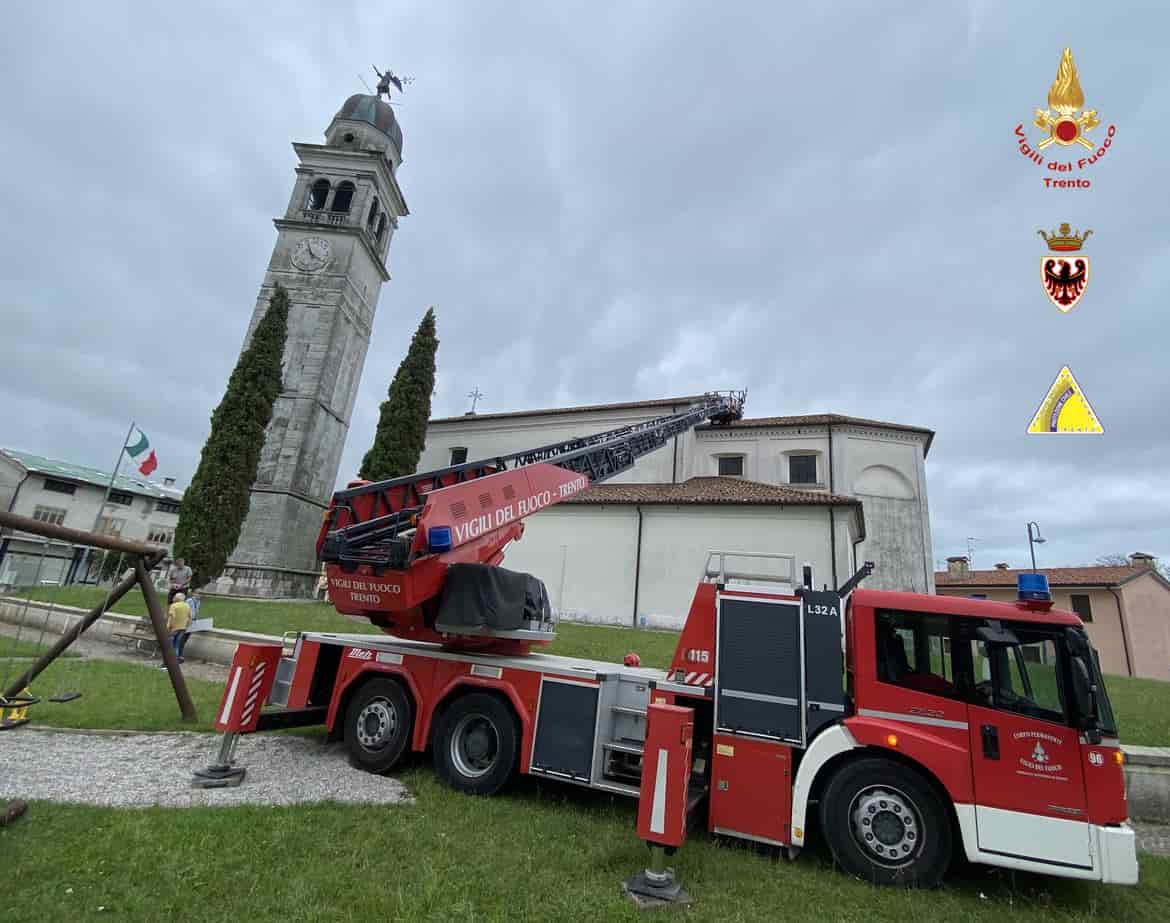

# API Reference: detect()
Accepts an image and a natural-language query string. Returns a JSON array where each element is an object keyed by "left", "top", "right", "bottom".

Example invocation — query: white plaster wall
[
  {"left": 502, "top": 504, "right": 841, "bottom": 630},
  {"left": 841, "top": 432, "right": 931, "bottom": 593},
  {"left": 692, "top": 428, "right": 831, "bottom": 485},
  {"left": 637, "top": 506, "right": 835, "bottom": 627},
  {"left": 501, "top": 505, "right": 638, "bottom": 625}
]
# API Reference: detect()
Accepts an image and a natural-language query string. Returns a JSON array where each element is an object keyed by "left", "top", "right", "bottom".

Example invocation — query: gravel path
[{"left": 0, "top": 729, "right": 411, "bottom": 808}]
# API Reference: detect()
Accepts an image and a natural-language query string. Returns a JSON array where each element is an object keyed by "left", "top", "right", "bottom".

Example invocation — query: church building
[{"left": 418, "top": 396, "right": 935, "bottom": 628}]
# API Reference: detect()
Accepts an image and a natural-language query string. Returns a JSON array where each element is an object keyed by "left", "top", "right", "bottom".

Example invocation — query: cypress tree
[
  {"left": 174, "top": 284, "right": 290, "bottom": 586},
  {"left": 359, "top": 307, "right": 438, "bottom": 482}
]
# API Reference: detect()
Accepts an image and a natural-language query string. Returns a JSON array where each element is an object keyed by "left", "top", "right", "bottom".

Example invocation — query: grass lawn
[
  {"left": 0, "top": 636, "right": 80, "bottom": 659},
  {"left": 3, "top": 772, "right": 1169, "bottom": 922},
  {"left": 6, "top": 658, "right": 226, "bottom": 732}
]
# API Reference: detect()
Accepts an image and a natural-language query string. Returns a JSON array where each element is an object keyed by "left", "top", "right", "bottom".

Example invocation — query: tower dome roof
[{"left": 333, "top": 94, "right": 403, "bottom": 154}]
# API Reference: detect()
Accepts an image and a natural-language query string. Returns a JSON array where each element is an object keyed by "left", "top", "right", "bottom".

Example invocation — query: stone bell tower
[{"left": 220, "top": 87, "right": 409, "bottom": 598}]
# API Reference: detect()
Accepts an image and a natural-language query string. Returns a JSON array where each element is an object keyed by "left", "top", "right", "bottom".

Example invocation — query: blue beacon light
[
  {"left": 428, "top": 526, "right": 453, "bottom": 553},
  {"left": 1017, "top": 572, "right": 1051, "bottom": 602}
]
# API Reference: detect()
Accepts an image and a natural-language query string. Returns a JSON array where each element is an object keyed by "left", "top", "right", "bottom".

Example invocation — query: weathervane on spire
[{"left": 372, "top": 66, "right": 413, "bottom": 101}]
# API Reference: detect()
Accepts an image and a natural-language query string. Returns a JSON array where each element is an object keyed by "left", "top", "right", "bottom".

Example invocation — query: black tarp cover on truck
[{"left": 438, "top": 563, "right": 552, "bottom": 630}]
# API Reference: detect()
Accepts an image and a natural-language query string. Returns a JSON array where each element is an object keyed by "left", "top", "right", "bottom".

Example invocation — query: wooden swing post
[{"left": 0, "top": 510, "right": 197, "bottom": 722}]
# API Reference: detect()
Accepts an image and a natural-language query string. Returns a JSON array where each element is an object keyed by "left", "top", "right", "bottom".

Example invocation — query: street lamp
[{"left": 1027, "top": 521, "right": 1046, "bottom": 572}]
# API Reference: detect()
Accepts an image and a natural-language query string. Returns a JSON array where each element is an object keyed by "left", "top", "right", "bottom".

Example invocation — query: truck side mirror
[{"left": 1070, "top": 656, "right": 1099, "bottom": 735}]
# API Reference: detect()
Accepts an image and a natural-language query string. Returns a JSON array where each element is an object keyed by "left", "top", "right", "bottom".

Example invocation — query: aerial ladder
[{"left": 314, "top": 390, "right": 746, "bottom": 650}]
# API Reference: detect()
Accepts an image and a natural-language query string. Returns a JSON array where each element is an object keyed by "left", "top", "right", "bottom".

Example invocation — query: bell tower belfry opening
[{"left": 221, "top": 78, "right": 409, "bottom": 598}]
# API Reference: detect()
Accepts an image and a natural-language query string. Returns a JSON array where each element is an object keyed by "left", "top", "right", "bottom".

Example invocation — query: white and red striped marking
[
  {"left": 683, "top": 671, "right": 713, "bottom": 687},
  {"left": 239, "top": 661, "right": 269, "bottom": 727}
]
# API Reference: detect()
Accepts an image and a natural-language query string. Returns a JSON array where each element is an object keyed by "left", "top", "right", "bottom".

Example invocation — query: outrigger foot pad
[
  {"left": 191, "top": 765, "right": 246, "bottom": 789},
  {"left": 621, "top": 868, "right": 690, "bottom": 910},
  {"left": 193, "top": 732, "right": 244, "bottom": 788}
]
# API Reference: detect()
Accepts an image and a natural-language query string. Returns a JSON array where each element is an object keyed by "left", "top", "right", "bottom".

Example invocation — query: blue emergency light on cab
[
  {"left": 1017, "top": 572, "right": 1052, "bottom": 602},
  {"left": 428, "top": 525, "right": 453, "bottom": 553}
]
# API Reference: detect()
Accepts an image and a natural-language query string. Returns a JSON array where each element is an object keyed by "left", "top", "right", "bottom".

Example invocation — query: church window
[
  {"left": 788, "top": 454, "right": 818, "bottom": 485},
  {"left": 307, "top": 179, "right": 330, "bottom": 211},
  {"left": 366, "top": 197, "right": 380, "bottom": 228},
  {"left": 331, "top": 181, "right": 355, "bottom": 213},
  {"left": 717, "top": 455, "right": 744, "bottom": 477},
  {"left": 376, "top": 214, "right": 388, "bottom": 244}
]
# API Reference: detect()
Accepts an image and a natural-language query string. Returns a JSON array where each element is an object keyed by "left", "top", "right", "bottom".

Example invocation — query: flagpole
[{"left": 91, "top": 421, "right": 135, "bottom": 536}]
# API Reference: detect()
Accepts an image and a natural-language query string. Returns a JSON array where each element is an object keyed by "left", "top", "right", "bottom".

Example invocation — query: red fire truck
[{"left": 197, "top": 393, "right": 1138, "bottom": 889}]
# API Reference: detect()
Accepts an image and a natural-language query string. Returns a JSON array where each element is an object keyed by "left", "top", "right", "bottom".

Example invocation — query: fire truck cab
[{"left": 206, "top": 551, "right": 1137, "bottom": 889}]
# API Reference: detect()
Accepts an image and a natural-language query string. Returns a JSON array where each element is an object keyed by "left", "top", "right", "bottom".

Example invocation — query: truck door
[{"left": 964, "top": 622, "right": 1092, "bottom": 870}]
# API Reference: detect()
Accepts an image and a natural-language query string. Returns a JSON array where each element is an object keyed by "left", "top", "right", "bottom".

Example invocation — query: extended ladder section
[{"left": 318, "top": 391, "right": 745, "bottom": 570}]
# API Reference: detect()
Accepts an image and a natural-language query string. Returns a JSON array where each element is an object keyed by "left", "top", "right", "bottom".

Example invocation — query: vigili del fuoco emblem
[{"left": 1038, "top": 223, "right": 1091, "bottom": 313}]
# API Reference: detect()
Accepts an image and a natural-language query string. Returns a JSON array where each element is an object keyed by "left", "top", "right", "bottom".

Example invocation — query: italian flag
[{"left": 126, "top": 428, "right": 158, "bottom": 476}]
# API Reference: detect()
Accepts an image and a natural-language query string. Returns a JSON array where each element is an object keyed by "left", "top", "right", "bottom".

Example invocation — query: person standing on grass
[
  {"left": 167, "top": 558, "right": 192, "bottom": 604},
  {"left": 164, "top": 592, "right": 191, "bottom": 666},
  {"left": 182, "top": 590, "right": 202, "bottom": 658}
]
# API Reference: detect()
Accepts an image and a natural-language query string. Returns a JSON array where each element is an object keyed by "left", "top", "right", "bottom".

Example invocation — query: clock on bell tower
[{"left": 220, "top": 85, "right": 410, "bottom": 598}]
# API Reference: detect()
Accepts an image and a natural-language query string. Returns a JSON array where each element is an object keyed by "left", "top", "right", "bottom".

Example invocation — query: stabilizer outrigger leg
[
  {"left": 622, "top": 845, "right": 690, "bottom": 909},
  {"left": 192, "top": 732, "right": 246, "bottom": 789}
]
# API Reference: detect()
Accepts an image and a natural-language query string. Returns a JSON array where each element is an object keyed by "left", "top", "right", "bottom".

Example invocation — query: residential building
[
  {"left": 935, "top": 554, "right": 1170, "bottom": 680},
  {"left": 417, "top": 394, "right": 935, "bottom": 628},
  {"left": 0, "top": 448, "right": 183, "bottom": 588}
]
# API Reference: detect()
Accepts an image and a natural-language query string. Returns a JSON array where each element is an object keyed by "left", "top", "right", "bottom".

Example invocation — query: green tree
[
  {"left": 359, "top": 307, "right": 439, "bottom": 482},
  {"left": 174, "top": 284, "right": 290, "bottom": 586}
]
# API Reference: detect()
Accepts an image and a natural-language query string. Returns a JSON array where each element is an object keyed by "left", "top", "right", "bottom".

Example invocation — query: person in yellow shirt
[{"left": 166, "top": 592, "right": 192, "bottom": 665}]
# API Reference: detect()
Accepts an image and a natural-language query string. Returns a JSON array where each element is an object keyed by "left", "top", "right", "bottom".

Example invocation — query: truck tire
[
  {"left": 343, "top": 676, "right": 414, "bottom": 774},
  {"left": 818, "top": 757, "right": 952, "bottom": 887},
  {"left": 432, "top": 692, "right": 520, "bottom": 796}
]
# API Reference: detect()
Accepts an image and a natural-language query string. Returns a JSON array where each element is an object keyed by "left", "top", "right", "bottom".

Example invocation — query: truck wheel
[
  {"left": 343, "top": 677, "right": 414, "bottom": 774},
  {"left": 433, "top": 692, "right": 520, "bottom": 796},
  {"left": 819, "top": 757, "right": 952, "bottom": 887}
]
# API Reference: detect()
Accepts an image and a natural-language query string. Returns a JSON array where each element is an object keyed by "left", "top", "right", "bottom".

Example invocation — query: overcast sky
[{"left": 2, "top": 1, "right": 1166, "bottom": 572}]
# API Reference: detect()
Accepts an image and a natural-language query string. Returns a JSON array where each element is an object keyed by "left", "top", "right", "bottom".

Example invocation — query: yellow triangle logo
[{"left": 1027, "top": 366, "right": 1104, "bottom": 434}]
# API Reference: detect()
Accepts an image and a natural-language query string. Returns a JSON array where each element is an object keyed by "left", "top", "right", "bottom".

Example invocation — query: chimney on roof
[
  {"left": 946, "top": 555, "right": 969, "bottom": 577},
  {"left": 994, "top": 562, "right": 1009, "bottom": 570},
  {"left": 1130, "top": 552, "right": 1156, "bottom": 569}
]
